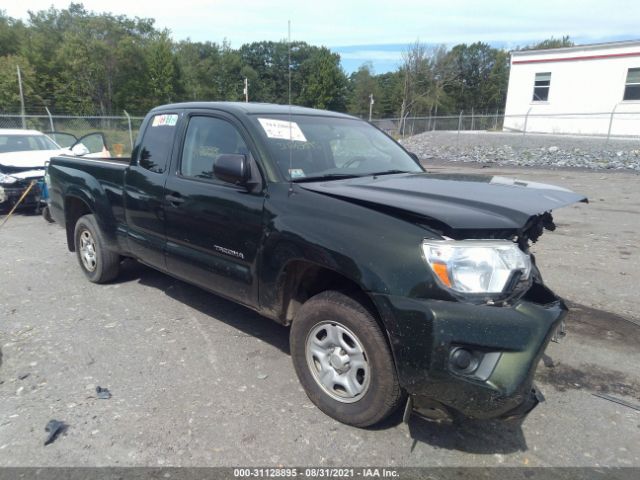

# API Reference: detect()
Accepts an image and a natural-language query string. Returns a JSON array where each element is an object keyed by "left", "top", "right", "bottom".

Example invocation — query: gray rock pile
[{"left": 400, "top": 131, "right": 640, "bottom": 171}]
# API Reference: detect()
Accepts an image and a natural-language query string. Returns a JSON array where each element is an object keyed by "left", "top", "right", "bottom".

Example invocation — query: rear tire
[
  {"left": 74, "top": 214, "right": 119, "bottom": 283},
  {"left": 290, "top": 290, "right": 404, "bottom": 427}
]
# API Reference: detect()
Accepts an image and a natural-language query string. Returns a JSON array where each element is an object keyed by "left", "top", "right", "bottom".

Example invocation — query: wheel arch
[
  {"left": 278, "top": 260, "right": 383, "bottom": 329},
  {"left": 64, "top": 194, "right": 94, "bottom": 251}
]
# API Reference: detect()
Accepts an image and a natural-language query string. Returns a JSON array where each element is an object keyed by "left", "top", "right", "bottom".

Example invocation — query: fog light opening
[{"left": 449, "top": 347, "right": 480, "bottom": 374}]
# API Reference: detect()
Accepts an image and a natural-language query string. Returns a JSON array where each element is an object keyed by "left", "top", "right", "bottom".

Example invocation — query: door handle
[{"left": 165, "top": 192, "right": 185, "bottom": 207}]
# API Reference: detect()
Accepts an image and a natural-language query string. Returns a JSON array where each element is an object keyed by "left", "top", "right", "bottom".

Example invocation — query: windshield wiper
[
  {"left": 365, "top": 169, "right": 410, "bottom": 177},
  {"left": 292, "top": 173, "right": 362, "bottom": 183},
  {"left": 292, "top": 170, "right": 412, "bottom": 183}
]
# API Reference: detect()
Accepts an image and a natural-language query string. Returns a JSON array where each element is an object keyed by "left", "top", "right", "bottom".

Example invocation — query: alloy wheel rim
[
  {"left": 305, "top": 321, "right": 370, "bottom": 403},
  {"left": 79, "top": 229, "right": 97, "bottom": 272}
]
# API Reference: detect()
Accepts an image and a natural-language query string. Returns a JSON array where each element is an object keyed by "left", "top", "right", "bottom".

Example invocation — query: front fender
[{"left": 258, "top": 183, "right": 437, "bottom": 318}]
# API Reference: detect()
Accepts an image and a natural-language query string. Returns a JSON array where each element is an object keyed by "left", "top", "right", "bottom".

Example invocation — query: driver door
[{"left": 163, "top": 114, "right": 265, "bottom": 306}]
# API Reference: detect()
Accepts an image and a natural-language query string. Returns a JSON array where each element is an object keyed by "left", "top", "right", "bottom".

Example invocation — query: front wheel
[
  {"left": 74, "top": 214, "right": 120, "bottom": 283},
  {"left": 290, "top": 291, "right": 404, "bottom": 427},
  {"left": 41, "top": 205, "right": 54, "bottom": 223}
]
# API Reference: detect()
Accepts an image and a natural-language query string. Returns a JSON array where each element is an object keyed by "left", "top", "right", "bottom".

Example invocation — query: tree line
[{"left": 0, "top": 3, "right": 573, "bottom": 118}]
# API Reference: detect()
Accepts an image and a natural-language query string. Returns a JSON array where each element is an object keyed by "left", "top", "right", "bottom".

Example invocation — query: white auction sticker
[
  {"left": 258, "top": 118, "right": 307, "bottom": 142},
  {"left": 288, "top": 168, "right": 306, "bottom": 179},
  {"left": 152, "top": 114, "right": 178, "bottom": 127}
]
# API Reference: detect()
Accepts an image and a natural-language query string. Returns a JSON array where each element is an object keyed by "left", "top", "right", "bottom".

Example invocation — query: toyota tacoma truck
[{"left": 47, "top": 102, "right": 586, "bottom": 427}]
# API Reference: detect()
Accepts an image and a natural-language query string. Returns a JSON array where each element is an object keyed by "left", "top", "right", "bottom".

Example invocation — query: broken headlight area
[
  {"left": 0, "top": 177, "right": 42, "bottom": 207},
  {"left": 0, "top": 172, "right": 19, "bottom": 185},
  {"left": 422, "top": 239, "right": 533, "bottom": 304}
]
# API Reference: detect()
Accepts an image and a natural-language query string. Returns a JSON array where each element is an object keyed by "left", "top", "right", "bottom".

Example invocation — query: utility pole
[
  {"left": 243, "top": 77, "right": 249, "bottom": 103},
  {"left": 368, "top": 94, "right": 374, "bottom": 122},
  {"left": 432, "top": 74, "right": 440, "bottom": 131},
  {"left": 16, "top": 65, "right": 26, "bottom": 129}
]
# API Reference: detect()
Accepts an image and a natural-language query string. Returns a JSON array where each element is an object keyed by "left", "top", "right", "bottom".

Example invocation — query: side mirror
[
  {"left": 71, "top": 143, "right": 90, "bottom": 156},
  {"left": 214, "top": 154, "right": 250, "bottom": 186}
]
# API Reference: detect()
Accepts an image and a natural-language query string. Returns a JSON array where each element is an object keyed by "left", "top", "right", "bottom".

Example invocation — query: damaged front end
[
  {"left": 373, "top": 276, "right": 569, "bottom": 423},
  {"left": 419, "top": 210, "right": 562, "bottom": 308},
  {"left": 302, "top": 171, "right": 587, "bottom": 423},
  {"left": 394, "top": 214, "right": 574, "bottom": 423},
  {"left": 0, "top": 167, "right": 44, "bottom": 210}
]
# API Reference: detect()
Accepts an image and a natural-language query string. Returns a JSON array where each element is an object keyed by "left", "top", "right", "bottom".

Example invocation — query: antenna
[{"left": 288, "top": 20, "right": 293, "bottom": 193}]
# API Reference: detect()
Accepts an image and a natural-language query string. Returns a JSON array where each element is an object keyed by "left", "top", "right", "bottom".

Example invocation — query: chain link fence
[
  {"left": 0, "top": 113, "right": 145, "bottom": 156},
  {"left": 2, "top": 110, "right": 639, "bottom": 167},
  {"left": 372, "top": 110, "right": 640, "bottom": 145}
]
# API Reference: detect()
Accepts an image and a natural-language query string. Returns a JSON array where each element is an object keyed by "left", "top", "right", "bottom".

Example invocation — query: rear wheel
[
  {"left": 290, "top": 290, "right": 404, "bottom": 427},
  {"left": 74, "top": 214, "right": 119, "bottom": 283}
]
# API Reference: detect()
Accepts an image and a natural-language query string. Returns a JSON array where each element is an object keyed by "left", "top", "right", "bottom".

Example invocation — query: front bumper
[
  {"left": 372, "top": 283, "right": 567, "bottom": 420},
  {"left": 0, "top": 182, "right": 41, "bottom": 209}
]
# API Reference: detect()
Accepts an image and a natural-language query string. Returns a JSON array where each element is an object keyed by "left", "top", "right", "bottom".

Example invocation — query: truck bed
[{"left": 47, "top": 154, "right": 131, "bottom": 245}]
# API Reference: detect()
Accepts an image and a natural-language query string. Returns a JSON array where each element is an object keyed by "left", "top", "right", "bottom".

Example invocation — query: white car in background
[
  {"left": 0, "top": 129, "right": 108, "bottom": 211},
  {"left": 0, "top": 129, "right": 69, "bottom": 210}
]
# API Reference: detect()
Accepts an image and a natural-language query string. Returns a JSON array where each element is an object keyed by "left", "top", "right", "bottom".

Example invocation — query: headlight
[
  {"left": 0, "top": 173, "right": 18, "bottom": 184},
  {"left": 422, "top": 239, "right": 531, "bottom": 294}
]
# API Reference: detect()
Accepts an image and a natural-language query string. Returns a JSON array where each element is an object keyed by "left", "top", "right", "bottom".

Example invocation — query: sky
[{"left": 4, "top": 0, "right": 640, "bottom": 73}]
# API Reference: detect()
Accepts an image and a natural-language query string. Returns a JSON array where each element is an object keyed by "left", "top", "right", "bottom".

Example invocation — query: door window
[{"left": 180, "top": 116, "right": 250, "bottom": 181}]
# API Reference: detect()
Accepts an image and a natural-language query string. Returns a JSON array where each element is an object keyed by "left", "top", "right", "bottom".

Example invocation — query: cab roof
[{"left": 150, "top": 102, "right": 358, "bottom": 119}]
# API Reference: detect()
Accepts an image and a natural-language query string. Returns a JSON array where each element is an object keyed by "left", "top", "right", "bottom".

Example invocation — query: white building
[{"left": 503, "top": 40, "right": 640, "bottom": 136}]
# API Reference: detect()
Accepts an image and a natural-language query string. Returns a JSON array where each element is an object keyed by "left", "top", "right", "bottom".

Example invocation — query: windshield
[
  {"left": 250, "top": 115, "right": 423, "bottom": 181},
  {"left": 0, "top": 134, "right": 60, "bottom": 153}
]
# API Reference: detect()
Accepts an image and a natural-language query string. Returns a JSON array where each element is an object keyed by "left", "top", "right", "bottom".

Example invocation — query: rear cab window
[{"left": 137, "top": 113, "right": 179, "bottom": 174}]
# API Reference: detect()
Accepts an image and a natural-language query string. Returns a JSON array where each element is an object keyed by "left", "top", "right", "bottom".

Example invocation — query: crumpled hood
[
  {"left": 4, "top": 169, "right": 45, "bottom": 180},
  {"left": 0, "top": 149, "right": 65, "bottom": 169},
  {"left": 299, "top": 172, "right": 587, "bottom": 231}
]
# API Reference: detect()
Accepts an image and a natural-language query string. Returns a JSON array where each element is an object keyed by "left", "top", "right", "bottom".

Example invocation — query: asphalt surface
[{"left": 0, "top": 163, "right": 639, "bottom": 467}]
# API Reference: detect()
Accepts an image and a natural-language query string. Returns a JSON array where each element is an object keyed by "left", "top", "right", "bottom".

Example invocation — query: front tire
[
  {"left": 290, "top": 291, "right": 404, "bottom": 427},
  {"left": 42, "top": 205, "right": 54, "bottom": 223},
  {"left": 74, "top": 214, "right": 119, "bottom": 283}
]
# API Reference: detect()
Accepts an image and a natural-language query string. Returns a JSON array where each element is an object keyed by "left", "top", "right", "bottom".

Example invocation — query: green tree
[
  {"left": 445, "top": 42, "right": 507, "bottom": 113},
  {"left": 21, "top": 5, "right": 82, "bottom": 112},
  {"left": 176, "top": 40, "right": 223, "bottom": 100},
  {"left": 375, "top": 71, "right": 403, "bottom": 117},
  {"left": 398, "top": 42, "right": 456, "bottom": 130},
  {"left": 215, "top": 41, "right": 244, "bottom": 101},
  {"left": 239, "top": 41, "right": 282, "bottom": 103},
  {"left": 347, "top": 62, "right": 381, "bottom": 118},
  {"left": 526, "top": 36, "right": 574, "bottom": 50},
  {"left": 298, "top": 47, "right": 347, "bottom": 110},
  {"left": 0, "top": 11, "right": 25, "bottom": 57},
  {"left": 0, "top": 55, "right": 38, "bottom": 112},
  {"left": 146, "top": 31, "right": 179, "bottom": 106}
]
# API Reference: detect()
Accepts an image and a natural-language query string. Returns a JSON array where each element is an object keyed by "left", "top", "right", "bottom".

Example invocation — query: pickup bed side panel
[{"left": 48, "top": 156, "right": 128, "bottom": 252}]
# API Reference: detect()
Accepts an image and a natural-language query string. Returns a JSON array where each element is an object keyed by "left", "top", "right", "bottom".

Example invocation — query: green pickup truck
[{"left": 47, "top": 102, "right": 586, "bottom": 427}]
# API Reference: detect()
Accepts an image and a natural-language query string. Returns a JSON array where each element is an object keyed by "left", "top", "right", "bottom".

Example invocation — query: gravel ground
[
  {"left": 0, "top": 163, "right": 639, "bottom": 468},
  {"left": 400, "top": 131, "right": 640, "bottom": 171}
]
